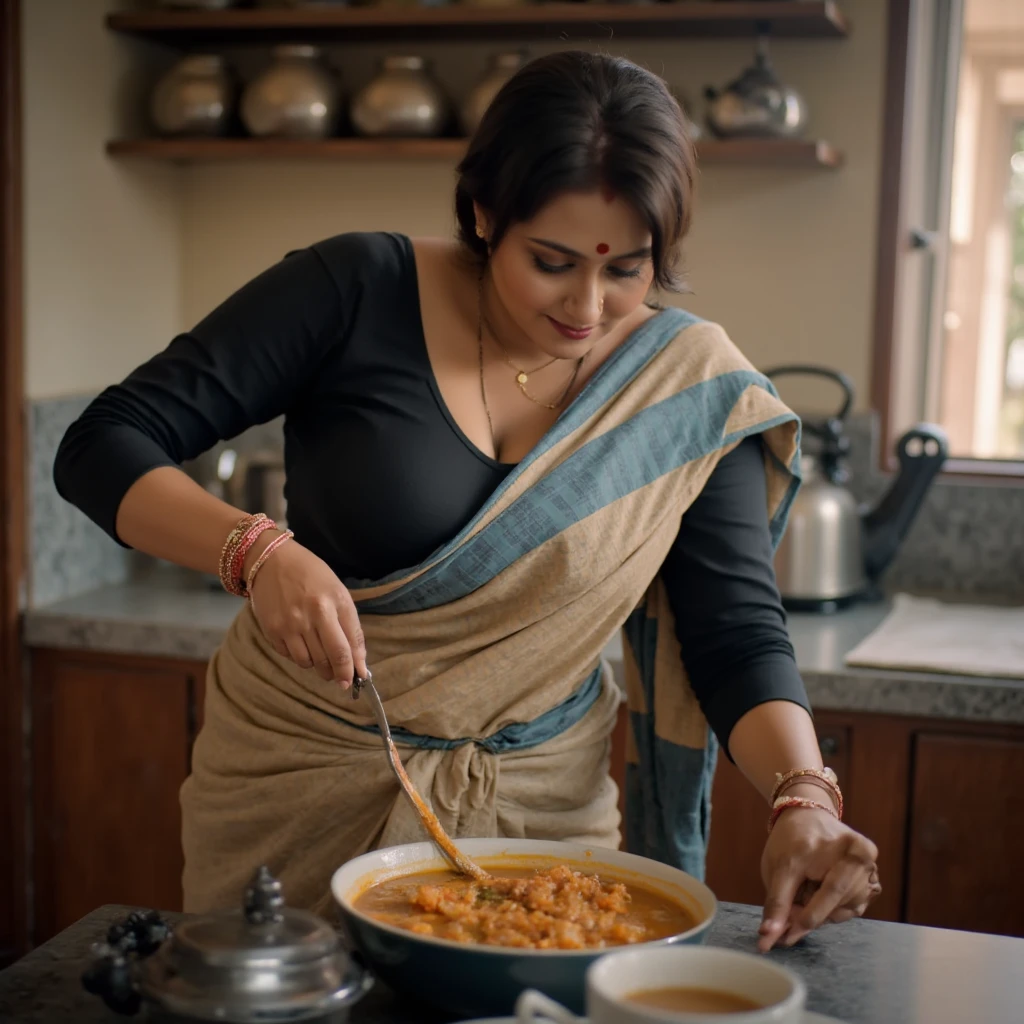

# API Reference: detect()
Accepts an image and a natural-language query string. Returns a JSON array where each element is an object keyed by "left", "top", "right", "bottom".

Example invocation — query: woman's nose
[{"left": 564, "top": 276, "right": 603, "bottom": 326}]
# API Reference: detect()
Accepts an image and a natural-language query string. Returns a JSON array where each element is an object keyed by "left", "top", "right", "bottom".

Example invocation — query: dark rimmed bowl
[{"left": 330, "top": 838, "right": 716, "bottom": 1018}]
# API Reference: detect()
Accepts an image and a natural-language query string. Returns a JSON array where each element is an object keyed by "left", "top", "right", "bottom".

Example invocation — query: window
[{"left": 876, "top": 0, "right": 1024, "bottom": 470}]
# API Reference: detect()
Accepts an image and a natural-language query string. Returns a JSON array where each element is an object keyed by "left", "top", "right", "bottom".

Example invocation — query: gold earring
[{"left": 476, "top": 224, "right": 487, "bottom": 240}]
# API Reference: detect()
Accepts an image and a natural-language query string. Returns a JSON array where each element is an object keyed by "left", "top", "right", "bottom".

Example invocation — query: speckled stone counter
[
  {"left": 3, "top": 903, "right": 1024, "bottom": 1023},
  {"left": 22, "top": 568, "right": 1024, "bottom": 724}
]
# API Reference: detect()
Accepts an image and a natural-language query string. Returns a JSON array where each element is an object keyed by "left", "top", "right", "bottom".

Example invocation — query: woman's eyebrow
[{"left": 527, "top": 237, "right": 652, "bottom": 260}]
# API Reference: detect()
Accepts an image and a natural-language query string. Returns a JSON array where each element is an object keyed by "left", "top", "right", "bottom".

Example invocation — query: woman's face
[{"left": 475, "top": 188, "right": 656, "bottom": 360}]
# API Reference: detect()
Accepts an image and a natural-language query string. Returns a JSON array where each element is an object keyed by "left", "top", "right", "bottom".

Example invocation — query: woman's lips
[{"left": 547, "top": 316, "right": 594, "bottom": 341}]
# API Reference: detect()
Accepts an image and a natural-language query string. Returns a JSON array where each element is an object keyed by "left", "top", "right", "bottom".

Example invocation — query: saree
[{"left": 180, "top": 307, "right": 801, "bottom": 915}]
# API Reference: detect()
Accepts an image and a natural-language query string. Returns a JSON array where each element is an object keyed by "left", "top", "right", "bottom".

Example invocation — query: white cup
[{"left": 516, "top": 946, "right": 806, "bottom": 1024}]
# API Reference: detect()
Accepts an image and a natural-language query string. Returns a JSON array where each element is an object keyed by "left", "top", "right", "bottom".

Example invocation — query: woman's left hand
[{"left": 758, "top": 806, "right": 882, "bottom": 952}]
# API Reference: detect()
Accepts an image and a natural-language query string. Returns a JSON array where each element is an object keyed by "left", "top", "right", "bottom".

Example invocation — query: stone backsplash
[{"left": 26, "top": 395, "right": 283, "bottom": 606}]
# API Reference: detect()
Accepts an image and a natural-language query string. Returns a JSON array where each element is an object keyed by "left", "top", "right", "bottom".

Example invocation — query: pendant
[{"left": 517, "top": 372, "right": 528, "bottom": 386}]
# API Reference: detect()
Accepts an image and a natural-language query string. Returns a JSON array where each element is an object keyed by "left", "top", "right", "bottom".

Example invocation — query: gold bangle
[{"left": 245, "top": 530, "right": 294, "bottom": 597}]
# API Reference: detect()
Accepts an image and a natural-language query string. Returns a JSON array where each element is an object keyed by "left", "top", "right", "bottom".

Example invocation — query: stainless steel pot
[
  {"left": 241, "top": 45, "right": 341, "bottom": 139},
  {"left": 350, "top": 56, "right": 449, "bottom": 138},
  {"left": 151, "top": 55, "right": 235, "bottom": 138},
  {"left": 82, "top": 867, "right": 372, "bottom": 1023}
]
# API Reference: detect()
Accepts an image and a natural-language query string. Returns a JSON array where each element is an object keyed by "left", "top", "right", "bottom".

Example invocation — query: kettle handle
[
  {"left": 762, "top": 364, "right": 855, "bottom": 424},
  {"left": 861, "top": 424, "right": 949, "bottom": 582}
]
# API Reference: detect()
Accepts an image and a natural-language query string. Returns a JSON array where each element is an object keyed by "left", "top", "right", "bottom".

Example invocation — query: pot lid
[{"left": 138, "top": 867, "right": 370, "bottom": 1023}]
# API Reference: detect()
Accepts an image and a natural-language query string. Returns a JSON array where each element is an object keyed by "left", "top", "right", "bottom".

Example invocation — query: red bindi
[{"left": 596, "top": 243, "right": 610, "bottom": 255}]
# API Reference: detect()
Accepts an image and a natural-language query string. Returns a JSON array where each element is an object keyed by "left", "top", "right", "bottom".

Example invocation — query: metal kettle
[
  {"left": 767, "top": 366, "right": 949, "bottom": 613},
  {"left": 704, "top": 34, "right": 809, "bottom": 140}
]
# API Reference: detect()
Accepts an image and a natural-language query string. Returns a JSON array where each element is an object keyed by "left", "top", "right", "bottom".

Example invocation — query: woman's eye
[
  {"left": 532, "top": 256, "right": 573, "bottom": 274},
  {"left": 608, "top": 265, "right": 644, "bottom": 280}
]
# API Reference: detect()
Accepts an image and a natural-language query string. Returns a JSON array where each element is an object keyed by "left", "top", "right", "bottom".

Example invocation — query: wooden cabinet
[
  {"left": 609, "top": 706, "right": 1024, "bottom": 938},
  {"left": 905, "top": 734, "right": 1024, "bottom": 936},
  {"left": 30, "top": 649, "right": 206, "bottom": 943}
]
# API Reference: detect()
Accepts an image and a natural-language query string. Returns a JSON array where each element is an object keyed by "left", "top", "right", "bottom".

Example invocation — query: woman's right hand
[{"left": 245, "top": 536, "right": 368, "bottom": 687}]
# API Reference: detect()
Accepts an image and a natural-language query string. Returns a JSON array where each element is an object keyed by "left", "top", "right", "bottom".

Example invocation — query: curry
[{"left": 353, "top": 863, "right": 696, "bottom": 950}]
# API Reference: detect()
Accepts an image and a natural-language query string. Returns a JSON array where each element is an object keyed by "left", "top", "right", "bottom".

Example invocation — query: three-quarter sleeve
[
  {"left": 660, "top": 434, "right": 811, "bottom": 757},
  {"left": 53, "top": 242, "right": 355, "bottom": 545}
]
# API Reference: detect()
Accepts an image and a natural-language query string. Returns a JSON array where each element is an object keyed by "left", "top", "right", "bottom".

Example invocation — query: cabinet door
[
  {"left": 31, "top": 650, "right": 205, "bottom": 941},
  {"left": 704, "top": 722, "right": 851, "bottom": 907},
  {"left": 905, "top": 733, "right": 1024, "bottom": 937}
]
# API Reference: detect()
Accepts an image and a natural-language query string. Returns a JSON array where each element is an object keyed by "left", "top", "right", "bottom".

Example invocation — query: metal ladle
[{"left": 352, "top": 672, "right": 490, "bottom": 881}]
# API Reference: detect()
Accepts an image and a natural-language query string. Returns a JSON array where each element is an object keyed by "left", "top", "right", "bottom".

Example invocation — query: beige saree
[{"left": 180, "top": 308, "right": 801, "bottom": 916}]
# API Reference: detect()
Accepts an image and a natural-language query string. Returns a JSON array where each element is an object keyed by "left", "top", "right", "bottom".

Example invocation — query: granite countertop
[
  {"left": 22, "top": 567, "right": 1024, "bottom": 724},
  {"left": 3, "top": 903, "right": 1024, "bottom": 1024}
]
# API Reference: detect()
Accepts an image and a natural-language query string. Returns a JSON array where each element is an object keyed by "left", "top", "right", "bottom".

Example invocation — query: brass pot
[
  {"left": 350, "top": 56, "right": 450, "bottom": 138},
  {"left": 241, "top": 45, "right": 340, "bottom": 139},
  {"left": 460, "top": 51, "right": 526, "bottom": 136},
  {"left": 150, "top": 55, "right": 235, "bottom": 137}
]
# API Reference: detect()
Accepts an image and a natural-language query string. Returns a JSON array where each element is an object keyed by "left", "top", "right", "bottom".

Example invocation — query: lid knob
[{"left": 244, "top": 866, "right": 285, "bottom": 925}]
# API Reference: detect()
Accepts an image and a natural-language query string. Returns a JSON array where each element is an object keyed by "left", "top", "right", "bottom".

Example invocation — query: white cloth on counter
[{"left": 844, "top": 594, "right": 1024, "bottom": 679}]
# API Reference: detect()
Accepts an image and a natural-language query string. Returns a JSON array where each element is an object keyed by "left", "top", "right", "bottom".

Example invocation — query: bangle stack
[
  {"left": 218, "top": 513, "right": 277, "bottom": 597},
  {"left": 767, "top": 766, "right": 844, "bottom": 834}
]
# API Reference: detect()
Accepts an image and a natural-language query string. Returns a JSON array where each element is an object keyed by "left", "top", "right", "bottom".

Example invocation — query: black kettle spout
[{"left": 861, "top": 424, "right": 949, "bottom": 582}]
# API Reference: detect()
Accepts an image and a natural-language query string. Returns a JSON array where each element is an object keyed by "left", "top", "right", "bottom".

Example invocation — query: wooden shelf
[
  {"left": 105, "top": 136, "right": 844, "bottom": 168},
  {"left": 106, "top": 3, "right": 850, "bottom": 45}
]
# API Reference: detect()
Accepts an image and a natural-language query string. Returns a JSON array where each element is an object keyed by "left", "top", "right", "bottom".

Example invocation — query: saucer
[{"left": 461, "top": 1014, "right": 845, "bottom": 1023}]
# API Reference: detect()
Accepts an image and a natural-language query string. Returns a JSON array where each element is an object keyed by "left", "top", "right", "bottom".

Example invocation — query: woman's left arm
[
  {"left": 728, "top": 701, "right": 880, "bottom": 950},
  {"left": 662, "top": 436, "right": 881, "bottom": 952}
]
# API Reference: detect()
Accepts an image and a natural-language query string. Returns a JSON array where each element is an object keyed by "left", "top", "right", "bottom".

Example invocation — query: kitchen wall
[{"left": 22, "top": 0, "right": 181, "bottom": 401}]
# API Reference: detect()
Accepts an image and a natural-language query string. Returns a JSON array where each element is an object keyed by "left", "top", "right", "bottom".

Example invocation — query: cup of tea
[{"left": 516, "top": 945, "right": 806, "bottom": 1023}]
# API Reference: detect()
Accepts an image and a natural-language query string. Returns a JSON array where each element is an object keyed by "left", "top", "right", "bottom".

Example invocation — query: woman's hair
[{"left": 454, "top": 50, "right": 697, "bottom": 292}]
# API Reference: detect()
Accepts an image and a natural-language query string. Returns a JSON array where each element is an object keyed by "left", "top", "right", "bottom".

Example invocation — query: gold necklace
[{"left": 477, "top": 276, "right": 585, "bottom": 420}]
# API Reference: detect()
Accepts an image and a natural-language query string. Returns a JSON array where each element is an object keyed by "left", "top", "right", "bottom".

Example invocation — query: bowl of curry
[{"left": 330, "top": 838, "right": 716, "bottom": 1018}]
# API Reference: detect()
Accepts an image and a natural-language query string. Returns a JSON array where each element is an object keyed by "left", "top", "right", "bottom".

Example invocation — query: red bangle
[
  {"left": 229, "top": 518, "right": 277, "bottom": 594},
  {"left": 218, "top": 513, "right": 274, "bottom": 597},
  {"left": 768, "top": 796, "right": 839, "bottom": 834}
]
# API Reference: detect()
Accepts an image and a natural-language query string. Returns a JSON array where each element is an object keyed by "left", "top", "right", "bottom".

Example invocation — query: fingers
[
  {"left": 257, "top": 585, "right": 366, "bottom": 687},
  {"left": 784, "top": 839, "right": 876, "bottom": 946},
  {"left": 759, "top": 865, "right": 803, "bottom": 953},
  {"left": 336, "top": 591, "right": 368, "bottom": 680},
  {"left": 283, "top": 635, "right": 313, "bottom": 670},
  {"left": 302, "top": 629, "right": 336, "bottom": 683},
  {"left": 827, "top": 903, "right": 867, "bottom": 924},
  {"left": 316, "top": 611, "right": 356, "bottom": 688}
]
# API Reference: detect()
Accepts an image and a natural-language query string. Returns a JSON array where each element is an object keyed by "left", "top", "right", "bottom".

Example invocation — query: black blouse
[{"left": 53, "top": 231, "right": 809, "bottom": 752}]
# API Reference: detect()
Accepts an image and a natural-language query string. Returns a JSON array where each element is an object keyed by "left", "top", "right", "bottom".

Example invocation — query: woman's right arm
[
  {"left": 115, "top": 467, "right": 367, "bottom": 685},
  {"left": 54, "top": 239, "right": 369, "bottom": 685}
]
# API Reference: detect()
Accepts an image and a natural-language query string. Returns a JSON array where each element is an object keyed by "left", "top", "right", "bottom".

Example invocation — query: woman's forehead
[{"left": 517, "top": 189, "right": 651, "bottom": 251}]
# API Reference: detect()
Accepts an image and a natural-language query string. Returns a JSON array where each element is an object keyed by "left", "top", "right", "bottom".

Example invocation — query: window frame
[{"left": 871, "top": 0, "right": 1024, "bottom": 477}]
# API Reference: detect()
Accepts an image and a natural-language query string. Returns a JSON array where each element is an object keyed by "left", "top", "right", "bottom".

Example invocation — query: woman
[{"left": 55, "top": 51, "right": 880, "bottom": 951}]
